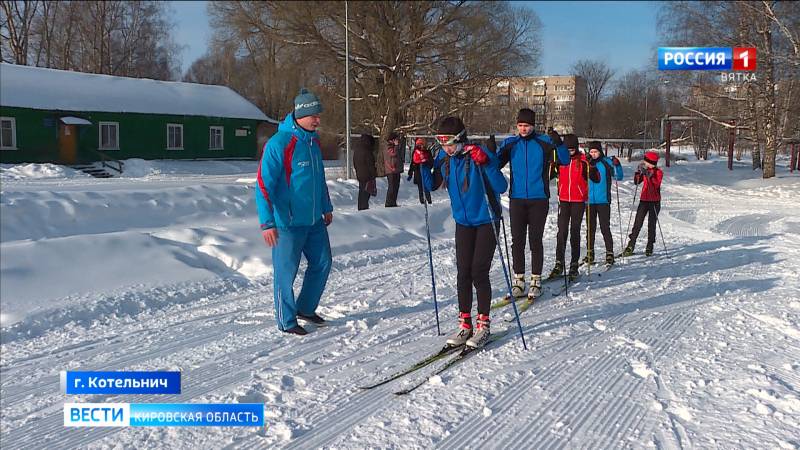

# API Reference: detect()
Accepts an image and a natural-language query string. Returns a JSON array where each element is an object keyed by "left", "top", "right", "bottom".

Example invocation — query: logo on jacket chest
[{"left": 297, "top": 161, "right": 311, "bottom": 167}]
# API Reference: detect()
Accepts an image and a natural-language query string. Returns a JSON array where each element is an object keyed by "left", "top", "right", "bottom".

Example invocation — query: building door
[{"left": 58, "top": 124, "right": 78, "bottom": 164}]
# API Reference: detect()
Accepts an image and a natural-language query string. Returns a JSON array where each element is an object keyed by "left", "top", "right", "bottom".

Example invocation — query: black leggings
[
  {"left": 509, "top": 198, "right": 549, "bottom": 275},
  {"left": 455, "top": 223, "right": 497, "bottom": 316},
  {"left": 587, "top": 204, "right": 613, "bottom": 254},
  {"left": 629, "top": 201, "right": 661, "bottom": 250},
  {"left": 556, "top": 201, "right": 585, "bottom": 266}
]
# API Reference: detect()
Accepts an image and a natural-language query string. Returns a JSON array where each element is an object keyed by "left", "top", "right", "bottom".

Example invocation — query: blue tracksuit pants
[{"left": 271, "top": 219, "right": 332, "bottom": 330}]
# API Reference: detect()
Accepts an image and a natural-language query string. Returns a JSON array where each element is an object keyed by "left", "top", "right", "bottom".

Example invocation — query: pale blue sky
[{"left": 171, "top": 1, "right": 660, "bottom": 76}]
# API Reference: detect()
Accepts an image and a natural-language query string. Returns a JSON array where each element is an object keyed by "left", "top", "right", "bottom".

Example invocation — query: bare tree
[
  {"left": 658, "top": 1, "right": 799, "bottom": 178},
  {"left": 204, "top": 0, "right": 540, "bottom": 162},
  {"left": 571, "top": 59, "right": 614, "bottom": 137},
  {"left": 1, "top": 0, "right": 40, "bottom": 64},
  {"left": 2, "top": 1, "right": 180, "bottom": 80}
]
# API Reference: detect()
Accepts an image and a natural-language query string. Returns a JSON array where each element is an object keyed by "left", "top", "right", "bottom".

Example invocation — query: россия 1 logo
[{"left": 658, "top": 47, "right": 757, "bottom": 82}]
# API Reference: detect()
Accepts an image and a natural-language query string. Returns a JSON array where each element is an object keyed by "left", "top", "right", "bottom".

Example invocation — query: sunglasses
[
  {"left": 435, "top": 135, "right": 457, "bottom": 145},
  {"left": 435, "top": 129, "right": 465, "bottom": 146}
]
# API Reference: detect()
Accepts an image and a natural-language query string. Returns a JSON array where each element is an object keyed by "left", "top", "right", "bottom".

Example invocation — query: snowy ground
[{"left": 1, "top": 155, "right": 799, "bottom": 449}]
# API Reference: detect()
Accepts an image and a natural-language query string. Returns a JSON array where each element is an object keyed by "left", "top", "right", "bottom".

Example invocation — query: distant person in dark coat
[{"left": 353, "top": 133, "right": 377, "bottom": 211}]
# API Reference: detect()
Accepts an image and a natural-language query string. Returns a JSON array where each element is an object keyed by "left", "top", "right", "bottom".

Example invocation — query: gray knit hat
[{"left": 294, "top": 88, "right": 323, "bottom": 118}]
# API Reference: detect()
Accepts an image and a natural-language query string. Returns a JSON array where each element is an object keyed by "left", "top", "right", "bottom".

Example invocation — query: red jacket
[
  {"left": 634, "top": 167, "right": 663, "bottom": 201},
  {"left": 556, "top": 153, "right": 596, "bottom": 202}
]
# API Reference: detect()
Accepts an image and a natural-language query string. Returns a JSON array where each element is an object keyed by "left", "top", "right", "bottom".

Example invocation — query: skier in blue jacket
[
  {"left": 255, "top": 89, "right": 333, "bottom": 336},
  {"left": 586, "top": 141, "right": 624, "bottom": 266},
  {"left": 496, "top": 109, "right": 570, "bottom": 299},
  {"left": 418, "top": 116, "right": 508, "bottom": 349}
]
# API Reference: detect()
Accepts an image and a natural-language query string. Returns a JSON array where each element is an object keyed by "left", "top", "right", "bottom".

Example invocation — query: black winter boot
[{"left": 548, "top": 261, "right": 564, "bottom": 279}]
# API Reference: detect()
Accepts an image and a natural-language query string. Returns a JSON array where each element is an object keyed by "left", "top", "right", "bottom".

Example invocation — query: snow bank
[{"left": 0, "top": 163, "right": 90, "bottom": 181}]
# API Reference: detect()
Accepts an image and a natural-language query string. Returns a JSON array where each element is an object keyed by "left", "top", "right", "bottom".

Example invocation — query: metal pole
[
  {"left": 478, "top": 167, "right": 527, "bottom": 350},
  {"left": 344, "top": 1, "right": 352, "bottom": 179},
  {"left": 665, "top": 121, "right": 672, "bottom": 168},
  {"left": 728, "top": 120, "right": 735, "bottom": 171},
  {"left": 643, "top": 82, "right": 648, "bottom": 154}
]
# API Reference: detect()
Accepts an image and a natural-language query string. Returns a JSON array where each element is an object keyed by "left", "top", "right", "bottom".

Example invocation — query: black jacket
[{"left": 353, "top": 134, "right": 377, "bottom": 183}]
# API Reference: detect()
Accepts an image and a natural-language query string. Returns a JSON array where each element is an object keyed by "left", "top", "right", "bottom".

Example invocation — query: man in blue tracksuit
[
  {"left": 586, "top": 141, "right": 624, "bottom": 266},
  {"left": 417, "top": 116, "right": 507, "bottom": 349},
  {"left": 496, "top": 109, "right": 570, "bottom": 299},
  {"left": 255, "top": 89, "right": 333, "bottom": 336}
]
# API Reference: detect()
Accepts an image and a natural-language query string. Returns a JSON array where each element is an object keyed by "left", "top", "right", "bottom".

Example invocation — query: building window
[
  {"left": 167, "top": 124, "right": 183, "bottom": 150},
  {"left": 99, "top": 122, "right": 119, "bottom": 150},
  {"left": 209, "top": 126, "right": 224, "bottom": 150},
  {"left": 1, "top": 117, "right": 17, "bottom": 150}
]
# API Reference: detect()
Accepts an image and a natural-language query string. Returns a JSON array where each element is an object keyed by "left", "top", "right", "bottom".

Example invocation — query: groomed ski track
[{"left": 1, "top": 159, "right": 798, "bottom": 448}]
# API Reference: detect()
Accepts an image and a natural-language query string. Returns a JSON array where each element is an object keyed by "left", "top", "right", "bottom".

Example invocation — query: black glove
[
  {"left": 427, "top": 142, "right": 441, "bottom": 155},
  {"left": 637, "top": 163, "right": 648, "bottom": 177},
  {"left": 487, "top": 134, "right": 497, "bottom": 153},
  {"left": 548, "top": 128, "right": 563, "bottom": 147}
]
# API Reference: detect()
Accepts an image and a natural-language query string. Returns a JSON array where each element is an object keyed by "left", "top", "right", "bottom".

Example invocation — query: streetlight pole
[
  {"left": 345, "top": 1, "right": 352, "bottom": 179},
  {"left": 643, "top": 77, "right": 649, "bottom": 151}
]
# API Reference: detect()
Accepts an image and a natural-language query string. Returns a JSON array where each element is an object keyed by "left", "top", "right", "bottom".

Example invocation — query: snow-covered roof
[
  {"left": 60, "top": 116, "right": 92, "bottom": 125},
  {"left": 0, "top": 63, "right": 275, "bottom": 122}
]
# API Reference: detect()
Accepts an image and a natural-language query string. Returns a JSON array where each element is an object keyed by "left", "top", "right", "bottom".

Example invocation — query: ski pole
[
  {"left": 416, "top": 164, "right": 441, "bottom": 336},
  {"left": 478, "top": 166, "right": 527, "bottom": 350},
  {"left": 654, "top": 204, "right": 669, "bottom": 259},
  {"left": 585, "top": 160, "right": 591, "bottom": 278},
  {"left": 615, "top": 180, "right": 624, "bottom": 262},
  {"left": 500, "top": 215, "right": 511, "bottom": 275},
  {"left": 624, "top": 183, "right": 640, "bottom": 261},
  {"left": 553, "top": 149, "right": 569, "bottom": 297}
]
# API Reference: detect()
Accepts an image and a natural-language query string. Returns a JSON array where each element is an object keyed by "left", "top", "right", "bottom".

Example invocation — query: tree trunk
[
  {"left": 752, "top": 144, "right": 762, "bottom": 170},
  {"left": 760, "top": 17, "right": 778, "bottom": 178}
]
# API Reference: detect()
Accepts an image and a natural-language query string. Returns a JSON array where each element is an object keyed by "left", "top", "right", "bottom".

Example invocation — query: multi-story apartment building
[{"left": 474, "top": 75, "right": 587, "bottom": 135}]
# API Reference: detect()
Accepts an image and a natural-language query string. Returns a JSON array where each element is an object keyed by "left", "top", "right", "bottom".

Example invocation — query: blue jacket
[
  {"left": 255, "top": 113, "right": 333, "bottom": 229},
  {"left": 420, "top": 145, "right": 508, "bottom": 227},
  {"left": 588, "top": 156, "right": 624, "bottom": 205},
  {"left": 497, "top": 134, "right": 571, "bottom": 200}
]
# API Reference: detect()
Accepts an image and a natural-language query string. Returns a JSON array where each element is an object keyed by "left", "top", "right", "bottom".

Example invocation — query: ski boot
[
  {"left": 582, "top": 250, "right": 595, "bottom": 266},
  {"left": 466, "top": 314, "right": 490, "bottom": 349},
  {"left": 511, "top": 273, "right": 526, "bottom": 298},
  {"left": 446, "top": 312, "right": 473, "bottom": 347},
  {"left": 622, "top": 242, "right": 635, "bottom": 257},
  {"left": 605, "top": 251, "right": 615, "bottom": 267},
  {"left": 568, "top": 262, "right": 580, "bottom": 282},
  {"left": 645, "top": 247, "right": 653, "bottom": 257},
  {"left": 548, "top": 261, "right": 565, "bottom": 279},
  {"left": 529, "top": 274, "right": 542, "bottom": 299}
]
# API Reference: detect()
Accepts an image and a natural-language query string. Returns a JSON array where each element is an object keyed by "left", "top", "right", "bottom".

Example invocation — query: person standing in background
[{"left": 384, "top": 132, "right": 404, "bottom": 207}]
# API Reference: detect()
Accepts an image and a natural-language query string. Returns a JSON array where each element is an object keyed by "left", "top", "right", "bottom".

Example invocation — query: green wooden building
[{"left": 0, "top": 63, "right": 276, "bottom": 166}]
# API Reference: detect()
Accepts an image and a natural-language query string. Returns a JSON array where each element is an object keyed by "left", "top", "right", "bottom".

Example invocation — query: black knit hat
[
  {"left": 588, "top": 140, "right": 604, "bottom": 155},
  {"left": 563, "top": 133, "right": 579, "bottom": 150},
  {"left": 387, "top": 131, "right": 400, "bottom": 142},
  {"left": 437, "top": 116, "right": 467, "bottom": 143},
  {"left": 516, "top": 108, "right": 536, "bottom": 126}
]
